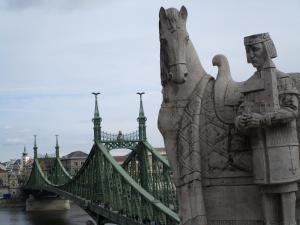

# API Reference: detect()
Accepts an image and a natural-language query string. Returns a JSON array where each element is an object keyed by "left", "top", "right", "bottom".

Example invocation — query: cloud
[
  {"left": 2, "top": 125, "right": 13, "bottom": 130},
  {"left": 2, "top": 0, "right": 111, "bottom": 11},
  {"left": 19, "top": 129, "right": 33, "bottom": 133},
  {"left": 0, "top": 0, "right": 299, "bottom": 162},
  {"left": 4, "top": 138, "right": 25, "bottom": 145}
]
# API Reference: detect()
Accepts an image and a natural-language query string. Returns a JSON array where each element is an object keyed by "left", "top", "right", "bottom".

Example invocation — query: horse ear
[
  {"left": 179, "top": 6, "right": 188, "bottom": 21},
  {"left": 159, "top": 7, "right": 167, "bottom": 21}
]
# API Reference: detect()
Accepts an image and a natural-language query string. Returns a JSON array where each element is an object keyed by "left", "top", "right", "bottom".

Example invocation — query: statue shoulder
[
  {"left": 276, "top": 70, "right": 299, "bottom": 95},
  {"left": 288, "top": 72, "right": 300, "bottom": 86},
  {"left": 276, "top": 70, "right": 289, "bottom": 79}
]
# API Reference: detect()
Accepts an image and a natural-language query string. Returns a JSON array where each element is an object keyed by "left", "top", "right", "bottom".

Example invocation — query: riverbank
[{"left": 0, "top": 198, "right": 25, "bottom": 208}]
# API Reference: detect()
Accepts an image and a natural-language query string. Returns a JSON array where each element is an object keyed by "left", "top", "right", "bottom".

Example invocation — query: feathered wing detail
[{"left": 213, "top": 54, "right": 244, "bottom": 124}]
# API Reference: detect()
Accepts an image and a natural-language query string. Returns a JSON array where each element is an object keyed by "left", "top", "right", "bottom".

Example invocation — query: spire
[
  {"left": 137, "top": 92, "right": 147, "bottom": 141},
  {"left": 93, "top": 92, "right": 100, "bottom": 118},
  {"left": 92, "top": 92, "right": 102, "bottom": 143},
  {"left": 33, "top": 135, "right": 38, "bottom": 159},
  {"left": 23, "top": 146, "right": 27, "bottom": 156},
  {"left": 137, "top": 92, "right": 145, "bottom": 118},
  {"left": 55, "top": 134, "right": 60, "bottom": 158}
]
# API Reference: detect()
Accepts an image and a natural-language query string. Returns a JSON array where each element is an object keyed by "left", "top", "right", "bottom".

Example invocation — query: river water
[{"left": 0, "top": 203, "right": 95, "bottom": 225}]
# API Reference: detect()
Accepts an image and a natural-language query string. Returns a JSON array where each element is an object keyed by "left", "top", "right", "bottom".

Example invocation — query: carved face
[
  {"left": 159, "top": 6, "right": 189, "bottom": 85},
  {"left": 245, "top": 43, "right": 267, "bottom": 70}
]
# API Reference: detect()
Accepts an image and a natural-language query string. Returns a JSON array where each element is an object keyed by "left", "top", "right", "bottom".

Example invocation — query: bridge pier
[{"left": 26, "top": 195, "right": 70, "bottom": 211}]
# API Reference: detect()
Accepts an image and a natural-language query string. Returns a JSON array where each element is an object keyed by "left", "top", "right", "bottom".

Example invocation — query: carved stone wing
[{"left": 213, "top": 54, "right": 245, "bottom": 124}]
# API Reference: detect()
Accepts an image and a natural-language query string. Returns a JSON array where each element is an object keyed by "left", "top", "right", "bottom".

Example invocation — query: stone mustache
[{"left": 158, "top": 6, "right": 300, "bottom": 225}]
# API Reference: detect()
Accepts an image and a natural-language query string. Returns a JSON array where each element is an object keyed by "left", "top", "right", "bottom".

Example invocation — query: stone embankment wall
[{"left": 0, "top": 198, "right": 25, "bottom": 208}]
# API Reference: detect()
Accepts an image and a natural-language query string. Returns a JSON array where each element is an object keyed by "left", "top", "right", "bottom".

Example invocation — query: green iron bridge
[{"left": 23, "top": 93, "right": 179, "bottom": 225}]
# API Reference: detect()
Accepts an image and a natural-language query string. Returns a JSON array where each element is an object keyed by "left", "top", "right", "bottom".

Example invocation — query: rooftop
[
  {"left": 113, "top": 155, "right": 129, "bottom": 164},
  {"left": 0, "top": 165, "right": 6, "bottom": 173},
  {"left": 62, "top": 151, "right": 88, "bottom": 160}
]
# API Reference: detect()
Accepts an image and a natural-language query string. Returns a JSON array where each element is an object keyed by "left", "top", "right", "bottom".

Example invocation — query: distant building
[
  {"left": 24, "top": 159, "right": 34, "bottom": 174},
  {"left": 0, "top": 187, "right": 9, "bottom": 198},
  {"left": 21, "top": 158, "right": 34, "bottom": 185},
  {"left": 111, "top": 147, "right": 167, "bottom": 166},
  {"left": 8, "top": 173, "right": 20, "bottom": 197},
  {"left": 61, "top": 151, "right": 88, "bottom": 176},
  {"left": 21, "top": 147, "right": 30, "bottom": 170},
  {"left": 0, "top": 147, "right": 34, "bottom": 197},
  {"left": 38, "top": 157, "right": 55, "bottom": 178},
  {"left": 0, "top": 165, "right": 9, "bottom": 187},
  {"left": 4, "top": 159, "right": 21, "bottom": 175},
  {"left": 0, "top": 165, "right": 9, "bottom": 198}
]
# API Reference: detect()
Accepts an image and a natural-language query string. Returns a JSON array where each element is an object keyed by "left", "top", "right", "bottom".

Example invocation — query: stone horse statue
[{"left": 158, "top": 6, "right": 300, "bottom": 225}]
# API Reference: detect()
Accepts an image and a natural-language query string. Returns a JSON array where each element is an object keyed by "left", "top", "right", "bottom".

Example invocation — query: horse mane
[{"left": 159, "top": 38, "right": 169, "bottom": 86}]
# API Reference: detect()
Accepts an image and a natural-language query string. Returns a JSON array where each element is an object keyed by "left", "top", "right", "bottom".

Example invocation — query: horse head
[{"left": 159, "top": 6, "right": 189, "bottom": 85}]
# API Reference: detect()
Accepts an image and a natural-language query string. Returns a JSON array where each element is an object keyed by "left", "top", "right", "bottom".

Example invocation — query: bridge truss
[{"left": 23, "top": 93, "right": 179, "bottom": 225}]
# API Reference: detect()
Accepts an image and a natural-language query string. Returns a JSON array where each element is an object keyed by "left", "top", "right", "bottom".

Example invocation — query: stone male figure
[{"left": 235, "top": 33, "right": 300, "bottom": 225}]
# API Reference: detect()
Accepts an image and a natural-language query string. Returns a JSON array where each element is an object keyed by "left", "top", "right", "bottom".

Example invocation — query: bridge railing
[{"left": 101, "top": 130, "right": 139, "bottom": 142}]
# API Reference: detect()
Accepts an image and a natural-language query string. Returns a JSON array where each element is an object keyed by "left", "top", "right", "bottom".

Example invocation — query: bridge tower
[
  {"left": 55, "top": 135, "right": 60, "bottom": 158},
  {"left": 92, "top": 92, "right": 102, "bottom": 143},
  {"left": 33, "top": 135, "right": 38, "bottom": 159},
  {"left": 136, "top": 92, "right": 150, "bottom": 192}
]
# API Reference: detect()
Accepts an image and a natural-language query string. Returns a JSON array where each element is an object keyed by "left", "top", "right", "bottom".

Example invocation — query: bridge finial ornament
[{"left": 92, "top": 92, "right": 101, "bottom": 118}]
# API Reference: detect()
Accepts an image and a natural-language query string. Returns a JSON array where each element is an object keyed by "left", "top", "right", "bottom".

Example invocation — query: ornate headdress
[{"left": 244, "top": 33, "right": 271, "bottom": 46}]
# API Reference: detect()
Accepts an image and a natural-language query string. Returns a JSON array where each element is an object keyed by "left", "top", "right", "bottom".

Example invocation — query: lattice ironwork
[
  {"left": 123, "top": 141, "right": 178, "bottom": 212},
  {"left": 101, "top": 131, "right": 139, "bottom": 142},
  {"left": 24, "top": 92, "right": 179, "bottom": 224},
  {"left": 23, "top": 143, "right": 179, "bottom": 225},
  {"left": 48, "top": 158, "right": 72, "bottom": 185}
]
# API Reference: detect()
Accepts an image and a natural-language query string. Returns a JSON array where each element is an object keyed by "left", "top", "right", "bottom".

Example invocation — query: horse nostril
[{"left": 184, "top": 73, "right": 188, "bottom": 78}]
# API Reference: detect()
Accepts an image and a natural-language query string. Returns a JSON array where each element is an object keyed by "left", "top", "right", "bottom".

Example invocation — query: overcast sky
[{"left": 0, "top": 0, "right": 299, "bottom": 161}]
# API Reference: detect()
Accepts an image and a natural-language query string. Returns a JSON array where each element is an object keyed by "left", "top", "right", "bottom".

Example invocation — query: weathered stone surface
[{"left": 158, "top": 6, "right": 300, "bottom": 225}]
